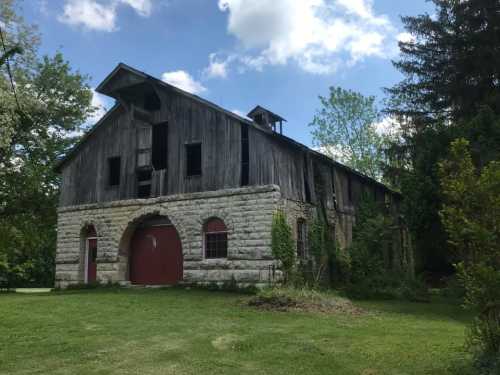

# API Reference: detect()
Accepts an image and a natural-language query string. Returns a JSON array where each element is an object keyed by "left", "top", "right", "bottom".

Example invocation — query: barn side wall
[{"left": 55, "top": 185, "right": 281, "bottom": 288}]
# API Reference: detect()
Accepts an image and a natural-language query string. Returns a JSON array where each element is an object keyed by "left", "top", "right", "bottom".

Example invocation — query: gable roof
[
  {"left": 56, "top": 63, "right": 399, "bottom": 195},
  {"left": 247, "top": 105, "right": 287, "bottom": 123}
]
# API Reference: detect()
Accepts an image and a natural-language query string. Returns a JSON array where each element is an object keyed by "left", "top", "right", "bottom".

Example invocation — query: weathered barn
[{"left": 54, "top": 63, "right": 411, "bottom": 288}]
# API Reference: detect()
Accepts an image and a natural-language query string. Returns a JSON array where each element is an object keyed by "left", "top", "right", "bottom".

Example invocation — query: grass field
[{"left": 0, "top": 288, "right": 473, "bottom": 374}]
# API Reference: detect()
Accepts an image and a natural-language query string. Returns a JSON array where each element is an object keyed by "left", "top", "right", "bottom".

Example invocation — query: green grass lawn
[{"left": 0, "top": 288, "right": 472, "bottom": 375}]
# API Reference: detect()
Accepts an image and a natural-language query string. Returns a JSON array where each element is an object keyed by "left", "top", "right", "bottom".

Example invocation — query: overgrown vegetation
[
  {"left": 271, "top": 210, "right": 295, "bottom": 283},
  {"left": 439, "top": 139, "right": 500, "bottom": 374}
]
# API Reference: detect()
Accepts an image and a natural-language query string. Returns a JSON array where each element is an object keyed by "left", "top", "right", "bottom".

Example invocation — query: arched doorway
[{"left": 129, "top": 216, "right": 183, "bottom": 285}]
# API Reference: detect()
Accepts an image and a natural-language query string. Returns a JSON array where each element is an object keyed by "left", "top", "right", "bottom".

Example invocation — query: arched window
[
  {"left": 297, "top": 219, "right": 307, "bottom": 259},
  {"left": 203, "top": 218, "right": 228, "bottom": 259}
]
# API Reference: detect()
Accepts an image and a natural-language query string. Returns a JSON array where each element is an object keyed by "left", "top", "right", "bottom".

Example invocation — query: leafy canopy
[{"left": 309, "top": 86, "right": 386, "bottom": 180}]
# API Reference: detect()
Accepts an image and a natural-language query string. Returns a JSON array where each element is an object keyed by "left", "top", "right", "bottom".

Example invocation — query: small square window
[
  {"left": 186, "top": 143, "right": 202, "bottom": 177},
  {"left": 108, "top": 157, "right": 121, "bottom": 187}
]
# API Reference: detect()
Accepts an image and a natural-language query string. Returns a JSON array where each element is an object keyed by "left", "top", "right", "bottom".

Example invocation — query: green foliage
[
  {"left": 309, "top": 86, "right": 387, "bottom": 180},
  {"left": 271, "top": 210, "right": 295, "bottom": 283},
  {"left": 385, "top": 0, "right": 500, "bottom": 274},
  {"left": 344, "top": 197, "right": 424, "bottom": 301},
  {"left": 386, "top": 0, "right": 500, "bottom": 125},
  {"left": 0, "top": 0, "right": 95, "bottom": 287},
  {"left": 307, "top": 216, "right": 335, "bottom": 285},
  {"left": 439, "top": 139, "right": 500, "bottom": 372}
]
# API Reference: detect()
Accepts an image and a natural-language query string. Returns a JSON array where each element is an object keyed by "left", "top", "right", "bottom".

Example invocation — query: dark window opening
[
  {"left": 137, "top": 169, "right": 152, "bottom": 198},
  {"left": 331, "top": 167, "right": 338, "bottom": 210},
  {"left": 303, "top": 155, "right": 311, "bottom": 203},
  {"left": 204, "top": 218, "right": 228, "bottom": 259},
  {"left": 254, "top": 113, "right": 264, "bottom": 125},
  {"left": 186, "top": 143, "right": 202, "bottom": 177},
  {"left": 297, "top": 219, "right": 307, "bottom": 259},
  {"left": 108, "top": 157, "right": 121, "bottom": 187},
  {"left": 144, "top": 91, "right": 161, "bottom": 111},
  {"left": 241, "top": 124, "right": 249, "bottom": 186},
  {"left": 205, "top": 233, "right": 228, "bottom": 259},
  {"left": 152, "top": 122, "right": 168, "bottom": 170}
]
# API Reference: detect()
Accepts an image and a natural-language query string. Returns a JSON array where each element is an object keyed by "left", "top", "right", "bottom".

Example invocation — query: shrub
[
  {"left": 439, "top": 139, "right": 500, "bottom": 373},
  {"left": 271, "top": 210, "right": 295, "bottom": 283},
  {"left": 344, "top": 196, "right": 425, "bottom": 301},
  {"left": 308, "top": 216, "right": 336, "bottom": 285}
]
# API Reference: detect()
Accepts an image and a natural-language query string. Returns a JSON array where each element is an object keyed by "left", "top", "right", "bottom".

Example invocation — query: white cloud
[
  {"left": 203, "top": 53, "right": 229, "bottom": 79},
  {"left": 119, "top": 0, "right": 152, "bottom": 17},
  {"left": 397, "top": 32, "right": 415, "bottom": 44},
  {"left": 59, "top": 0, "right": 117, "bottom": 32},
  {"left": 314, "top": 144, "right": 352, "bottom": 163},
  {"left": 161, "top": 70, "right": 207, "bottom": 94},
  {"left": 212, "top": 0, "right": 399, "bottom": 75},
  {"left": 58, "top": 0, "right": 153, "bottom": 32},
  {"left": 373, "top": 115, "right": 402, "bottom": 137},
  {"left": 90, "top": 89, "right": 109, "bottom": 123}
]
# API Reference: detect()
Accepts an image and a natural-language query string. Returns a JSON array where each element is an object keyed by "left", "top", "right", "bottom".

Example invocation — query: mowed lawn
[{"left": 0, "top": 288, "right": 472, "bottom": 375}]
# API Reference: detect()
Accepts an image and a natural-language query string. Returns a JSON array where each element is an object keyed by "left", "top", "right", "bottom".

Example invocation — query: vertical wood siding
[{"left": 59, "top": 82, "right": 394, "bottom": 209}]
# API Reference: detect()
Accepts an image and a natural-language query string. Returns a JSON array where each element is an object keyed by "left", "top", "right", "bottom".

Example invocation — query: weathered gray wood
[{"left": 59, "top": 74, "right": 397, "bottom": 210}]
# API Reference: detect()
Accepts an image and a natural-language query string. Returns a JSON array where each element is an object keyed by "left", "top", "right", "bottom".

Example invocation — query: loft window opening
[
  {"left": 331, "top": 167, "right": 338, "bottom": 210},
  {"left": 144, "top": 90, "right": 161, "bottom": 111},
  {"left": 303, "top": 155, "right": 311, "bottom": 203},
  {"left": 240, "top": 124, "right": 249, "bottom": 186},
  {"left": 152, "top": 122, "right": 168, "bottom": 170},
  {"left": 204, "top": 218, "right": 228, "bottom": 259},
  {"left": 137, "top": 169, "right": 152, "bottom": 198},
  {"left": 186, "top": 143, "right": 202, "bottom": 177},
  {"left": 108, "top": 156, "right": 121, "bottom": 187}
]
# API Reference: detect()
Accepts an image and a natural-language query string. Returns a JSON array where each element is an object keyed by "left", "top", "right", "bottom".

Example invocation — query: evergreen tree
[{"left": 385, "top": 0, "right": 500, "bottom": 272}]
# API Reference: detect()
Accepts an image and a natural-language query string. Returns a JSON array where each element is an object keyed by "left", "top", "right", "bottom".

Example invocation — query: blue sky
[{"left": 24, "top": 0, "right": 434, "bottom": 146}]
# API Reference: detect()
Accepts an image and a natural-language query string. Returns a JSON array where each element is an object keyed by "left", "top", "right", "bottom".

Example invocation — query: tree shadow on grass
[{"left": 354, "top": 296, "right": 473, "bottom": 324}]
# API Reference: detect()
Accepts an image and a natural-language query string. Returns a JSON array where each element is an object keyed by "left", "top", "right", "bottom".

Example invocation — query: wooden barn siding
[
  {"left": 59, "top": 86, "right": 242, "bottom": 206},
  {"left": 59, "top": 81, "right": 392, "bottom": 208}
]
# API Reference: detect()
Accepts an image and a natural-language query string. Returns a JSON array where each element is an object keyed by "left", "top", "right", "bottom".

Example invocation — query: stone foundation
[{"left": 55, "top": 185, "right": 281, "bottom": 288}]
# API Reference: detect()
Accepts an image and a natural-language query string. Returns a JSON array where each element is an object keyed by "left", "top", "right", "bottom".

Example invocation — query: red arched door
[{"left": 130, "top": 225, "right": 183, "bottom": 285}]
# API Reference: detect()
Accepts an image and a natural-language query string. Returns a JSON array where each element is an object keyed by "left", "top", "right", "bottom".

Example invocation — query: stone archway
[{"left": 117, "top": 207, "right": 185, "bottom": 284}]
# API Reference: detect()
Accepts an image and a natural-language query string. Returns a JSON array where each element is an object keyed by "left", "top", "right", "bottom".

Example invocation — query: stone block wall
[{"left": 55, "top": 185, "right": 281, "bottom": 288}]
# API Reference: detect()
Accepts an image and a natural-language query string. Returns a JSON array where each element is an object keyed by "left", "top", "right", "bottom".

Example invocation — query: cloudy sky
[{"left": 25, "top": 0, "right": 433, "bottom": 145}]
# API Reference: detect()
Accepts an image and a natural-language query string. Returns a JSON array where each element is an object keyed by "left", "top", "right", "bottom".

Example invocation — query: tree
[
  {"left": 309, "top": 86, "right": 386, "bottom": 180},
  {"left": 386, "top": 0, "right": 500, "bottom": 127},
  {"left": 385, "top": 0, "right": 500, "bottom": 273},
  {"left": 439, "top": 138, "right": 500, "bottom": 372},
  {"left": 0, "top": 0, "right": 94, "bottom": 287}
]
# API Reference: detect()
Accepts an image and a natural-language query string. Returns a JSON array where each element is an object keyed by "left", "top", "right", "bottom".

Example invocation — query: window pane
[{"left": 205, "top": 232, "right": 227, "bottom": 258}]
